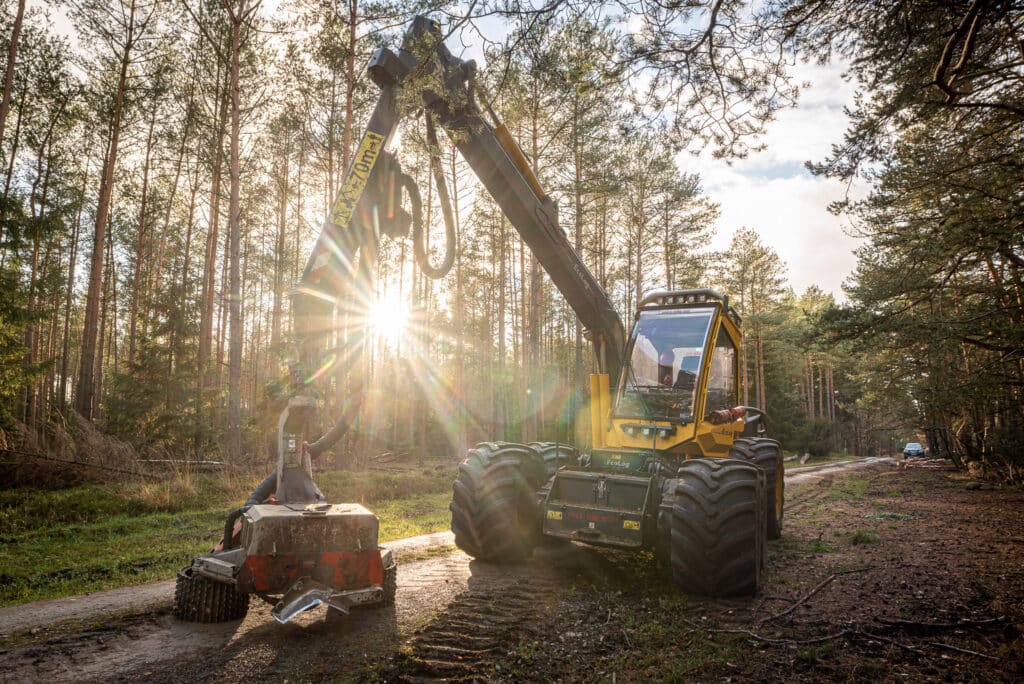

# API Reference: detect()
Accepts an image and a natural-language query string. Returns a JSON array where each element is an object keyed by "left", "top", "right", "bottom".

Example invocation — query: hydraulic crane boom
[{"left": 290, "top": 16, "right": 626, "bottom": 459}]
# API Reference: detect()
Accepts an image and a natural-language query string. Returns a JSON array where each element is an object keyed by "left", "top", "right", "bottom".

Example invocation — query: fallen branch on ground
[
  {"left": 685, "top": 620, "right": 931, "bottom": 658},
  {"left": 928, "top": 641, "right": 999, "bottom": 660},
  {"left": 877, "top": 616, "right": 1007, "bottom": 631},
  {"left": 759, "top": 567, "right": 871, "bottom": 626}
]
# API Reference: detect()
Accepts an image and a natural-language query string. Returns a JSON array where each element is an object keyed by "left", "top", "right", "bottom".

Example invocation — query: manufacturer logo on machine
[
  {"left": 604, "top": 453, "right": 631, "bottom": 470},
  {"left": 329, "top": 130, "right": 386, "bottom": 229}
]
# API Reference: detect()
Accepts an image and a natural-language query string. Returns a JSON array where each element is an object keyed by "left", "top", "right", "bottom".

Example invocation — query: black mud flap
[{"left": 541, "top": 470, "right": 653, "bottom": 548}]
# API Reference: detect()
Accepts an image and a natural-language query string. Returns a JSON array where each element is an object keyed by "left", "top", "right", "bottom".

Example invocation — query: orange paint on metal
[{"left": 236, "top": 550, "right": 385, "bottom": 594}]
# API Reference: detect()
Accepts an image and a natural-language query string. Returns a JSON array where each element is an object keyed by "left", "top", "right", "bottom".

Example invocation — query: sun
[{"left": 366, "top": 292, "right": 410, "bottom": 346}]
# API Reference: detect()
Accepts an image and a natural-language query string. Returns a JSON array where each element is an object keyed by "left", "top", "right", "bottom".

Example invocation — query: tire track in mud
[
  {"left": 783, "top": 476, "right": 834, "bottom": 515},
  {"left": 384, "top": 562, "right": 570, "bottom": 683},
  {"left": 781, "top": 457, "right": 895, "bottom": 515}
]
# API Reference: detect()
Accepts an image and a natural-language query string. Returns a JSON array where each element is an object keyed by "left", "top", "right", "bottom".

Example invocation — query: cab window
[{"left": 615, "top": 307, "right": 714, "bottom": 422}]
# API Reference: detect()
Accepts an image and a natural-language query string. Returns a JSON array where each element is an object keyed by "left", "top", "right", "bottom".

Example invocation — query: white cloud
[
  {"left": 678, "top": 59, "right": 864, "bottom": 299},
  {"left": 710, "top": 175, "right": 861, "bottom": 297}
]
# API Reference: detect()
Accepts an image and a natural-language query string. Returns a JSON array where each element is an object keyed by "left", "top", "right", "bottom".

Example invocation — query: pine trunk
[
  {"left": 0, "top": 0, "right": 26, "bottom": 146},
  {"left": 76, "top": 3, "right": 135, "bottom": 420},
  {"left": 128, "top": 105, "right": 158, "bottom": 363},
  {"left": 226, "top": 1, "right": 246, "bottom": 460},
  {"left": 0, "top": 0, "right": 25, "bottom": 250},
  {"left": 199, "top": 60, "right": 229, "bottom": 391}
]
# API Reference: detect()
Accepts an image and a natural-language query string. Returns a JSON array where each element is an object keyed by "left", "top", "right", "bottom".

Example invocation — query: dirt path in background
[{"left": 1, "top": 458, "right": 1021, "bottom": 682}]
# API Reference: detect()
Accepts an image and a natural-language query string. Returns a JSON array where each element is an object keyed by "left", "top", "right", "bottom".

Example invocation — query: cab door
[{"left": 693, "top": 311, "right": 742, "bottom": 456}]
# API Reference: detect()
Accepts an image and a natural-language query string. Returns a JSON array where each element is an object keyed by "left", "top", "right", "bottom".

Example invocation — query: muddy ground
[{"left": 0, "top": 459, "right": 1021, "bottom": 683}]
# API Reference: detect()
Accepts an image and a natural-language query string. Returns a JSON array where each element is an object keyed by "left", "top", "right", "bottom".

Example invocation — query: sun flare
[{"left": 367, "top": 292, "right": 410, "bottom": 346}]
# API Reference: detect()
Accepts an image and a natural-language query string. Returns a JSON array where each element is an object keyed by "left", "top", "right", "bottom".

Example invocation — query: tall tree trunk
[
  {"left": 823, "top": 360, "right": 831, "bottom": 419},
  {"left": 0, "top": 0, "right": 26, "bottom": 148},
  {"left": 129, "top": 104, "right": 158, "bottom": 363},
  {"left": 817, "top": 357, "right": 825, "bottom": 419},
  {"left": 326, "top": 71, "right": 336, "bottom": 207},
  {"left": 1, "top": 73, "right": 27, "bottom": 228},
  {"left": 199, "top": 60, "right": 229, "bottom": 392},
  {"left": 215, "top": 208, "right": 229, "bottom": 391},
  {"left": 756, "top": 323, "right": 766, "bottom": 410},
  {"left": 496, "top": 215, "right": 507, "bottom": 439},
  {"left": 805, "top": 355, "right": 815, "bottom": 418},
  {"left": 22, "top": 228, "right": 40, "bottom": 426},
  {"left": 293, "top": 130, "right": 305, "bottom": 285},
  {"left": 225, "top": 0, "right": 245, "bottom": 460},
  {"left": 663, "top": 203, "right": 672, "bottom": 289},
  {"left": 271, "top": 149, "right": 288, "bottom": 348},
  {"left": 94, "top": 218, "right": 115, "bottom": 419},
  {"left": 59, "top": 175, "right": 84, "bottom": 414},
  {"left": 519, "top": 238, "right": 527, "bottom": 439},
  {"left": 76, "top": 2, "right": 136, "bottom": 419},
  {"left": 739, "top": 291, "right": 749, "bottom": 407},
  {"left": 452, "top": 147, "right": 466, "bottom": 453},
  {"left": 633, "top": 186, "right": 646, "bottom": 313},
  {"left": 527, "top": 109, "right": 542, "bottom": 441},
  {"left": 0, "top": 0, "right": 25, "bottom": 251},
  {"left": 572, "top": 101, "right": 585, "bottom": 398}
]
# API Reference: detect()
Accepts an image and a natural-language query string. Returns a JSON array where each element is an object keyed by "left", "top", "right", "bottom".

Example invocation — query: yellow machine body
[{"left": 589, "top": 291, "right": 746, "bottom": 459}]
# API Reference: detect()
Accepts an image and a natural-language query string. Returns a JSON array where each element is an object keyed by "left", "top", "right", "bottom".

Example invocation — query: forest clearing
[{"left": 0, "top": 1, "right": 1021, "bottom": 682}]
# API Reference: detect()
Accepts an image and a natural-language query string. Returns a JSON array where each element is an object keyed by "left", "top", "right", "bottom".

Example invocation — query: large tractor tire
[
  {"left": 450, "top": 442, "right": 547, "bottom": 563},
  {"left": 528, "top": 441, "right": 579, "bottom": 477},
  {"left": 730, "top": 437, "right": 784, "bottom": 539},
  {"left": 670, "top": 458, "right": 765, "bottom": 597},
  {"left": 173, "top": 566, "right": 249, "bottom": 623}
]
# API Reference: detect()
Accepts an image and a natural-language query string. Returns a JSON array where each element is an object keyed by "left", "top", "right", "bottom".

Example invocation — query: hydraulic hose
[{"left": 413, "top": 113, "right": 456, "bottom": 280}]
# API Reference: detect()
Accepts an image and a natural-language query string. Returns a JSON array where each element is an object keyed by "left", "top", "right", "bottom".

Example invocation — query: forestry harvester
[
  {"left": 175, "top": 13, "right": 785, "bottom": 621},
  {"left": 340, "top": 17, "right": 784, "bottom": 596}
]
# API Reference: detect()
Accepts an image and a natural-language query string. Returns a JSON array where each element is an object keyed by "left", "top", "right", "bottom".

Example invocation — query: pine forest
[{"left": 0, "top": 0, "right": 1020, "bottom": 480}]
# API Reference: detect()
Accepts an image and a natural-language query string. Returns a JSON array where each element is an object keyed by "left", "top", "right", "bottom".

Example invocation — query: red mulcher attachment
[
  {"left": 175, "top": 501, "right": 396, "bottom": 624},
  {"left": 238, "top": 502, "right": 393, "bottom": 623},
  {"left": 174, "top": 399, "right": 396, "bottom": 624}
]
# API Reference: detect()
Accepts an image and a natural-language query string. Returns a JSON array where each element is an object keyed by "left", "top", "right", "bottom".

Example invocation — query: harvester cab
[{"left": 603, "top": 288, "right": 754, "bottom": 457}]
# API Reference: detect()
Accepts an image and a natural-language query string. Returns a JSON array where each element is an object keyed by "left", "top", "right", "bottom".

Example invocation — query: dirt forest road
[{"left": 2, "top": 456, "right": 1022, "bottom": 683}]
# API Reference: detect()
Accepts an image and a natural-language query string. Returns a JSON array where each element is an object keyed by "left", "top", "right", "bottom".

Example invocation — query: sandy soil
[{"left": 0, "top": 458, "right": 1020, "bottom": 683}]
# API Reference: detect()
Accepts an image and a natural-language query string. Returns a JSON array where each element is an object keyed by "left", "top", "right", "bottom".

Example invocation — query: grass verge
[{"left": 0, "top": 467, "right": 456, "bottom": 606}]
